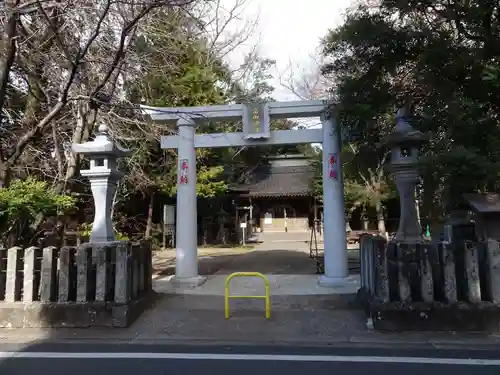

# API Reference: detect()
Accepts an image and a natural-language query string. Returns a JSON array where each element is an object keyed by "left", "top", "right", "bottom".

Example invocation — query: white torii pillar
[
  {"left": 174, "top": 117, "right": 205, "bottom": 285},
  {"left": 319, "top": 113, "right": 349, "bottom": 285}
]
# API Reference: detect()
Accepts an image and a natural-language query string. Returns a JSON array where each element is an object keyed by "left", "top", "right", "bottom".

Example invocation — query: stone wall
[
  {"left": 359, "top": 235, "right": 500, "bottom": 331},
  {"left": 0, "top": 241, "right": 155, "bottom": 328}
]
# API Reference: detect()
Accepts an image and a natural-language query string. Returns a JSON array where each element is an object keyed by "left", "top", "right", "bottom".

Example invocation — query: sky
[{"left": 221, "top": 0, "right": 354, "bottom": 101}]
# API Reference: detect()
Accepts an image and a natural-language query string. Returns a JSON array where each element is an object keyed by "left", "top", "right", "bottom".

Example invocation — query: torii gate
[{"left": 142, "top": 100, "right": 349, "bottom": 287}]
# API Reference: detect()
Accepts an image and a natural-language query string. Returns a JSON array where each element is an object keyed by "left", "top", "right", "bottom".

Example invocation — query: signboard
[
  {"left": 264, "top": 213, "right": 272, "bottom": 224},
  {"left": 327, "top": 153, "right": 338, "bottom": 180},
  {"left": 179, "top": 159, "right": 189, "bottom": 184},
  {"left": 240, "top": 222, "right": 247, "bottom": 229},
  {"left": 164, "top": 205, "right": 175, "bottom": 225},
  {"left": 165, "top": 224, "right": 175, "bottom": 235}
]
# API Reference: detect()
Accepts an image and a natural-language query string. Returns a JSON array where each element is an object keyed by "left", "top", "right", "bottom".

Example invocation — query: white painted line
[{"left": 0, "top": 352, "right": 499, "bottom": 365}]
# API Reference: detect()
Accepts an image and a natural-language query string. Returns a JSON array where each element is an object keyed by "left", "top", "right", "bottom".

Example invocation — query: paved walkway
[
  {"left": 152, "top": 246, "right": 252, "bottom": 279},
  {"left": 2, "top": 294, "right": 500, "bottom": 349},
  {"left": 120, "top": 233, "right": 358, "bottom": 345},
  {"left": 152, "top": 232, "right": 318, "bottom": 279},
  {"left": 152, "top": 232, "right": 359, "bottom": 277},
  {"left": 153, "top": 231, "right": 360, "bottom": 296},
  {"left": 154, "top": 274, "right": 360, "bottom": 295}
]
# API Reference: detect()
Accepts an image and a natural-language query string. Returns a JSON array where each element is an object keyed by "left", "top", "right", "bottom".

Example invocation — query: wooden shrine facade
[{"left": 231, "top": 154, "right": 318, "bottom": 233}]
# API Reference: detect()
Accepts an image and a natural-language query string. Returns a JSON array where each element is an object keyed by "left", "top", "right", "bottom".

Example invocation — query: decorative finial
[{"left": 98, "top": 123, "right": 109, "bottom": 134}]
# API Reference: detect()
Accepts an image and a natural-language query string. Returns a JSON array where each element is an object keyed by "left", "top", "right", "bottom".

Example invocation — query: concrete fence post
[
  {"left": 374, "top": 237, "right": 390, "bottom": 302},
  {"left": 144, "top": 241, "right": 153, "bottom": 293},
  {"left": 115, "top": 242, "right": 131, "bottom": 303},
  {"left": 58, "top": 246, "right": 72, "bottom": 302},
  {"left": 23, "top": 246, "right": 39, "bottom": 302},
  {"left": 486, "top": 239, "right": 500, "bottom": 302},
  {"left": 40, "top": 246, "right": 58, "bottom": 302},
  {"left": 439, "top": 242, "right": 457, "bottom": 303},
  {"left": 419, "top": 244, "right": 434, "bottom": 303},
  {"left": 367, "top": 238, "right": 376, "bottom": 294},
  {"left": 138, "top": 243, "right": 146, "bottom": 294},
  {"left": 76, "top": 244, "right": 93, "bottom": 302},
  {"left": 397, "top": 243, "right": 412, "bottom": 304},
  {"left": 95, "top": 244, "right": 111, "bottom": 302},
  {"left": 131, "top": 243, "right": 140, "bottom": 299},
  {"left": 0, "top": 247, "right": 7, "bottom": 300},
  {"left": 5, "top": 247, "right": 23, "bottom": 302},
  {"left": 465, "top": 241, "right": 481, "bottom": 303},
  {"left": 359, "top": 235, "right": 375, "bottom": 294}
]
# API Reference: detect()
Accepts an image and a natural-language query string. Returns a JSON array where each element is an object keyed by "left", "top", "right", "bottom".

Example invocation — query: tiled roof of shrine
[{"left": 230, "top": 163, "right": 315, "bottom": 198}]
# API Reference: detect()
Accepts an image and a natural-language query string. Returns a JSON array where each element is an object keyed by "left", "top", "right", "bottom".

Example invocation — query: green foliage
[
  {"left": 309, "top": 143, "right": 393, "bottom": 217},
  {"left": 78, "top": 223, "right": 130, "bottom": 241},
  {"left": 124, "top": 10, "right": 238, "bottom": 201},
  {"left": 123, "top": 10, "right": 292, "bottom": 204},
  {"left": 0, "top": 178, "right": 76, "bottom": 245},
  {"left": 320, "top": 0, "right": 500, "bottom": 221},
  {"left": 196, "top": 166, "right": 228, "bottom": 198},
  {"left": 0, "top": 178, "right": 75, "bottom": 221},
  {"left": 162, "top": 165, "right": 228, "bottom": 198}
]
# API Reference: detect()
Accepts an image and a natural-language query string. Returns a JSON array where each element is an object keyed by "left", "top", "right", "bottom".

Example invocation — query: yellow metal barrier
[{"left": 224, "top": 272, "right": 270, "bottom": 319}]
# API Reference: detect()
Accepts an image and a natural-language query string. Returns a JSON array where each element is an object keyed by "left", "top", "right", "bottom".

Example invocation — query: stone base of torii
[{"left": 142, "top": 100, "right": 351, "bottom": 287}]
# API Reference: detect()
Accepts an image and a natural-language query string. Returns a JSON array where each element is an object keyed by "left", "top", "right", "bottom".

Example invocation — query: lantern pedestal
[{"left": 72, "top": 124, "right": 130, "bottom": 243}]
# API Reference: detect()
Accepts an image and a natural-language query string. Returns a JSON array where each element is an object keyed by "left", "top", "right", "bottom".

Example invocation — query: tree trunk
[
  {"left": 0, "top": 166, "right": 10, "bottom": 189},
  {"left": 145, "top": 190, "right": 155, "bottom": 239}
]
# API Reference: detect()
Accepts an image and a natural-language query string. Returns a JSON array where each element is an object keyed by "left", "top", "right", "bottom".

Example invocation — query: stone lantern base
[{"left": 357, "top": 234, "right": 500, "bottom": 332}]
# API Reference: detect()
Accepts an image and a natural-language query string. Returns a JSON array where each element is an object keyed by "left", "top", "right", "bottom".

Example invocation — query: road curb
[{"left": 3, "top": 335, "right": 499, "bottom": 352}]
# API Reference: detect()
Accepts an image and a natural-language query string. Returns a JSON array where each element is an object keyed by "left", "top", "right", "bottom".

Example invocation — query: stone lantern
[
  {"left": 72, "top": 124, "right": 131, "bottom": 243},
  {"left": 386, "top": 107, "right": 428, "bottom": 243}
]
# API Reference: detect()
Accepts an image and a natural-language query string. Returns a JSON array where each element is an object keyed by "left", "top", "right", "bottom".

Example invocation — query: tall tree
[
  {"left": 320, "top": 0, "right": 500, "bottom": 225},
  {"left": 280, "top": 50, "right": 394, "bottom": 232},
  {"left": 0, "top": 0, "right": 200, "bottom": 190},
  {"left": 0, "top": 0, "right": 272, "bottom": 242}
]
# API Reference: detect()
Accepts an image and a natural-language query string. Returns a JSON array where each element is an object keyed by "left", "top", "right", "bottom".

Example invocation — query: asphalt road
[{"left": 0, "top": 343, "right": 499, "bottom": 375}]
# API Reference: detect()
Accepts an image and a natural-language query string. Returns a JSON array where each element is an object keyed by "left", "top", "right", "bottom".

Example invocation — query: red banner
[
  {"left": 328, "top": 153, "right": 338, "bottom": 180},
  {"left": 179, "top": 159, "right": 189, "bottom": 184}
]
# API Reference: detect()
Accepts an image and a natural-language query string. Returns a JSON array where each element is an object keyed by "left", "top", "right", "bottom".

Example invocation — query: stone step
[{"left": 156, "top": 293, "right": 358, "bottom": 312}]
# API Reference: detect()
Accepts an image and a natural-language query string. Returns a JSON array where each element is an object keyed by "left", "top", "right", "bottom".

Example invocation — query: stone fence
[
  {"left": 359, "top": 235, "right": 500, "bottom": 331},
  {"left": 0, "top": 241, "right": 155, "bottom": 328}
]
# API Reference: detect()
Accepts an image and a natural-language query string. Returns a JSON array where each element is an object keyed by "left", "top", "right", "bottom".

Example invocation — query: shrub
[{"left": 0, "top": 178, "right": 76, "bottom": 246}]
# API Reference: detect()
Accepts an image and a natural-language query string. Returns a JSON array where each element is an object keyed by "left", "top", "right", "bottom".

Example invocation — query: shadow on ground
[{"left": 153, "top": 249, "right": 360, "bottom": 278}]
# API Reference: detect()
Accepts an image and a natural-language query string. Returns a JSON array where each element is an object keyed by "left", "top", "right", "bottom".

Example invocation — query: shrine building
[{"left": 230, "top": 154, "right": 319, "bottom": 233}]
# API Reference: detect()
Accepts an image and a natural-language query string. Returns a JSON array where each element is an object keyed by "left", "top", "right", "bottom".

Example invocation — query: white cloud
[{"left": 221, "top": 0, "right": 354, "bottom": 100}]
